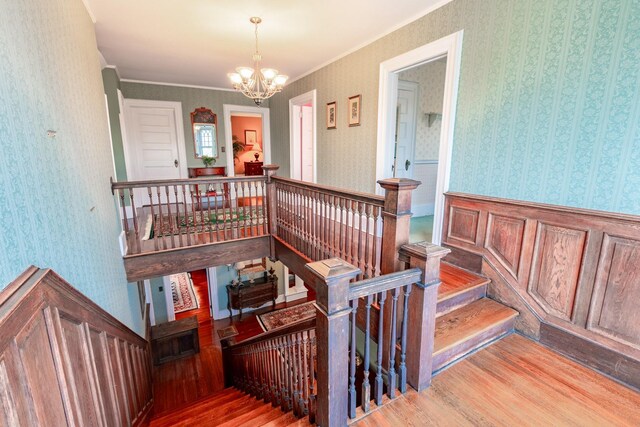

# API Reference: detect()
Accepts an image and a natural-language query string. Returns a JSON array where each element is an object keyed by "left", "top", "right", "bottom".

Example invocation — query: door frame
[
  {"left": 122, "top": 98, "right": 188, "bottom": 182},
  {"left": 162, "top": 275, "right": 176, "bottom": 322},
  {"left": 222, "top": 104, "right": 271, "bottom": 177},
  {"left": 375, "top": 30, "right": 463, "bottom": 245},
  {"left": 289, "top": 90, "right": 317, "bottom": 182}
]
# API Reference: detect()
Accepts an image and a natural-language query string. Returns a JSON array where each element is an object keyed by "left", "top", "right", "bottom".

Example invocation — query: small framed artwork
[
  {"left": 326, "top": 101, "right": 337, "bottom": 129},
  {"left": 348, "top": 95, "right": 361, "bottom": 127},
  {"left": 244, "top": 130, "right": 257, "bottom": 145}
]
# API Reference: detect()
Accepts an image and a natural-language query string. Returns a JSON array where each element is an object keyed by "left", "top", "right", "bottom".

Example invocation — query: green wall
[
  {"left": 102, "top": 68, "right": 127, "bottom": 181},
  {"left": 0, "top": 0, "right": 143, "bottom": 334},
  {"left": 120, "top": 82, "right": 268, "bottom": 170},
  {"left": 270, "top": 0, "right": 640, "bottom": 215}
]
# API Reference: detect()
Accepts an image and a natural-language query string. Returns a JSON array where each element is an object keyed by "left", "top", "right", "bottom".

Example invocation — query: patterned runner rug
[
  {"left": 142, "top": 207, "right": 264, "bottom": 240},
  {"left": 170, "top": 272, "right": 199, "bottom": 313},
  {"left": 258, "top": 301, "right": 316, "bottom": 331}
]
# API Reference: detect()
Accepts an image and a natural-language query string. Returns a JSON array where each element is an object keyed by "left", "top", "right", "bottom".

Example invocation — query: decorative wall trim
[
  {"left": 222, "top": 104, "right": 272, "bottom": 177},
  {"left": 120, "top": 78, "right": 236, "bottom": 93},
  {"left": 443, "top": 192, "right": 640, "bottom": 384}
]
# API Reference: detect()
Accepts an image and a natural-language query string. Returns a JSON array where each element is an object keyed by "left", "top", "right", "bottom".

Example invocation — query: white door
[
  {"left": 123, "top": 100, "right": 187, "bottom": 206},
  {"left": 393, "top": 81, "right": 418, "bottom": 179}
]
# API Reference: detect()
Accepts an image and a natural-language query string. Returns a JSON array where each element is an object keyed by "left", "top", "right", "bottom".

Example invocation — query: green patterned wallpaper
[
  {"left": 270, "top": 0, "right": 640, "bottom": 214},
  {"left": 120, "top": 82, "right": 268, "bottom": 169},
  {"left": 0, "top": 0, "right": 142, "bottom": 334}
]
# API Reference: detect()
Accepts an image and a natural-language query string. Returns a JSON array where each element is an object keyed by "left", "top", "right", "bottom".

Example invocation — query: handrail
[
  {"left": 272, "top": 175, "right": 385, "bottom": 207},
  {"left": 111, "top": 174, "right": 266, "bottom": 191},
  {"left": 224, "top": 317, "right": 316, "bottom": 349},
  {"left": 348, "top": 268, "right": 422, "bottom": 300}
]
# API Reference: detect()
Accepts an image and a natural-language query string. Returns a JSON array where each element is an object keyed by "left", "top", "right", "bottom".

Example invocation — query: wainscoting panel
[
  {"left": 0, "top": 267, "right": 153, "bottom": 427},
  {"left": 443, "top": 193, "right": 640, "bottom": 383},
  {"left": 527, "top": 223, "right": 587, "bottom": 321},
  {"left": 588, "top": 235, "right": 640, "bottom": 348}
]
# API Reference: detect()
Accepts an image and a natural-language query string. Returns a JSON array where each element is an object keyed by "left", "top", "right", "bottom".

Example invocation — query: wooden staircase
[
  {"left": 434, "top": 262, "right": 518, "bottom": 372},
  {"left": 150, "top": 262, "right": 516, "bottom": 426}
]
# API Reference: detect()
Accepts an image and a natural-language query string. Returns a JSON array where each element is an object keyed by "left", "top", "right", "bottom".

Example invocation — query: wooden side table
[
  {"left": 226, "top": 273, "right": 278, "bottom": 320},
  {"left": 244, "top": 161, "right": 264, "bottom": 176}
]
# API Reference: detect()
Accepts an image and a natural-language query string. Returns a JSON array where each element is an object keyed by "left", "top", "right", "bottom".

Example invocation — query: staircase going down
[{"left": 150, "top": 262, "right": 518, "bottom": 426}]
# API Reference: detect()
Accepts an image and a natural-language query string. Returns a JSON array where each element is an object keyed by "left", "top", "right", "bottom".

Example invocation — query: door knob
[
  {"left": 174, "top": 159, "right": 179, "bottom": 168},
  {"left": 405, "top": 159, "right": 411, "bottom": 171}
]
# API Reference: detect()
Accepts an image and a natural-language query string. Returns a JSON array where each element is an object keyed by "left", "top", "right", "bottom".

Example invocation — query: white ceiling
[{"left": 87, "top": 0, "right": 448, "bottom": 88}]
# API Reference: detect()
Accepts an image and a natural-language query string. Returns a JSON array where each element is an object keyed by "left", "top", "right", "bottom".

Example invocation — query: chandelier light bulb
[
  {"left": 237, "top": 67, "right": 254, "bottom": 80},
  {"left": 227, "top": 73, "right": 242, "bottom": 84},
  {"left": 260, "top": 68, "right": 278, "bottom": 81}
]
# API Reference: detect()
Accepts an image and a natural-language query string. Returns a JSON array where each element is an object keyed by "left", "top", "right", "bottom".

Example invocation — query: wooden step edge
[
  {"left": 437, "top": 280, "right": 487, "bottom": 304},
  {"left": 150, "top": 388, "right": 242, "bottom": 420},
  {"left": 260, "top": 411, "right": 299, "bottom": 427},
  {"left": 151, "top": 392, "right": 255, "bottom": 425},
  {"left": 433, "top": 301, "right": 518, "bottom": 357},
  {"left": 217, "top": 401, "right": 278, "bottom": 427}
]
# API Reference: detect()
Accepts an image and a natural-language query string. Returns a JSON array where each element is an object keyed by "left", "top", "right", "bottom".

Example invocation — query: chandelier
[{"left": 228, "top": 17, "right": 288, "bottom": 106}]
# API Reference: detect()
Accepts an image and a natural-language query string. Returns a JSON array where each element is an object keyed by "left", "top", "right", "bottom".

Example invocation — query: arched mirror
[{"left": 191, "top": 107, "right": 218, "bottom": 158}]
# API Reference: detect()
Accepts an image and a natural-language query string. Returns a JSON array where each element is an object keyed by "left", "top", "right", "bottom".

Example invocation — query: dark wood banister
[
  {"left": 110, "top": 174, "right": 266, "bottom": 192},
  {"left": 271, "top": 175, "right": 385, "bottom": 207},
  {"left": 223, "top": 317, "right": 316, "bottom": 349},
  {"left": 348, "top": 268, "right": 422, "bottom": 300}
]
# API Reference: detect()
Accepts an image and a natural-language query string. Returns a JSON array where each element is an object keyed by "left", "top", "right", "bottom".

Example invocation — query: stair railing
[
  {"left": 111, "top": 175, "right": 268, "bottom": 255},
  {"left": 306, "top": 241, "right": 450, "bottom": 425},
  {"left": 222, "top": 317, "right": 318, "bottom": 423}
]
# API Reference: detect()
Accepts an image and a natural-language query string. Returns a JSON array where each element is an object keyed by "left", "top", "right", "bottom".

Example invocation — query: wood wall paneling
[
  {"left": 527, "top": 223, "right": 587, "bottom": 321},
  {"left": 0, "top": 268, "right": 153, "bottom": 427},
  {"left": 443, "top": 193, "right": 640, "bottom": 389},
  {"left": 484, "top": 213, "right": 526, "bottom": 279},
  {"left": 588, "top": 235, "right": 640, "bottom": 348},
  {"left": 447, "top": 206, "right": 480, "bottom": 245}
]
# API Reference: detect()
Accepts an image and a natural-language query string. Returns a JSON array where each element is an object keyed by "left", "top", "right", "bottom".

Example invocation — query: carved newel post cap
[
  {"left": 377, "top": 177, "right": 422, "bottom": 191},
  {"left": 399, "top": 241, "right": 451, "bottom": 261},
  {"left": 305, "top": 258, "right": 361, "bottom": 283}
]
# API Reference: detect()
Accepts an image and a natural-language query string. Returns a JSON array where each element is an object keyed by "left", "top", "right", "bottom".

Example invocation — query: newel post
[
  {"left": 377, "top": 178, "right": 421, "bottom": 274},
  {"left": 399, "top": 242, "right": 450, "bottom": 391},
  {"left": 306, "top": 258, "right": 361, "bottom": 427},
  {"left": 263, "top": 164, "right": 280, "bottom": 258}
]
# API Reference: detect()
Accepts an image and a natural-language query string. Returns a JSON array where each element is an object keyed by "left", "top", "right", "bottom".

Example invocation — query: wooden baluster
[
  {"left": 269, "top": 340, "right": 277, "bottom": 404},
  {"left": 399, "top": 283, "right": 412, "bottom": 393},
  {"left": 356, "top": 202, "right": 365, "bottom": 279},
  {"left": 213, "top": 182, "right": 222, "bottom": 241},
  {"left": 301, "top": 330, "right": 310, "bottom": 415},
  {"left": 337, "top": 197, "right": 344, "bottom": 260},
  {"left": 147, "top": 186, "right": 159, "bottom": 251},
  {"left": 204, "top": 183, "right": 214, "bottom": 241},
  {"left": 297, "top": 332, "right": 306, "bottom": 415},
  {"left": 127, "top": 190, "right": 141, "bottom": 253},
  {"left": 372, "top": 206, "right": 381, "bottom": 277},
  {"left": 330, "top": 195, "right": 337, "bottom": 256},
  {"left": 375, "top": 290, "right": 386, "bottom": 405},
  {"left": 345, "top": 200, "right": 352, "bottom": 265},
  {"left": 180, "top": 184, "right": 191, "bottom": 246},
  {"left": 304, "top": 189, "right": 311, "bottom": 257},
  {"left": 388, "top": 287, "right": 399, "bottom": 398},
  {"left": 173, "top": 185, "right": 184, "bottom": 247},
  {"left": 252, "top": 180, "right": 258, "bottom": 237},
  {"left": 351, "top": 201, "right": 358, "bottom": 268},
  {"left": 349, "top": 298, "right": 359, "bottom": 419},
  {"left": 292, "top": 333, "right": 302, "bottom": 417},
  {"left": 262, "top": 342, "right": 269, "bottom": 401},
  {"left": 288, "top": 334, "right": 299, "bottom": 416},
  {"left": 155, "top": 186, "right": 167, "bottom": 250},
  {"left": 164, "top": 185, "right": 176, "bottom": 248},
  {"left": 278, "top": 337, "right": 287, "bottom": 412},
  {"left": 362, "top": 294, "right": 373, "bottom": 412},
  {"left": 308, "top": 330, "right": 317, "bottom": 424},
  {"left": 364, "top": 204, "right": 373, "bottom": 278}
]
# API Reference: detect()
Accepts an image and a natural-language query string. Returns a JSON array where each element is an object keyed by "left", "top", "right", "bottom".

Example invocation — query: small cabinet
[{"left": 227, "top": 273, "right": 278, "bottom": 320}]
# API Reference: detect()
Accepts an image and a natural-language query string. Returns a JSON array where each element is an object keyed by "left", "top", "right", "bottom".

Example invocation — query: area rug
[
  {"left": 170, "top": 272, "right": 199, "bottom": 313},
  {"left": 143, "top": 207, "right": 264, "bottom": 240},
  {"left": 258, "top": 301, "right": 316, "bottom": 332},
  {"left": 216, "top": 325, "right": 239, "bottom": 340}
]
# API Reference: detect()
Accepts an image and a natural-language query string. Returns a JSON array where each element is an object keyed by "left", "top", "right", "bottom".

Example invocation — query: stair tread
[
  {"left": 217, "top": 400, "right": 280, "bottom": 427},
  {"left": 236, "top": 407, "right": 288, "bottom": 427},
  {"left": 151, "top": 392, "right": 254, "bottom": 426},
  {"left": 261, "top": 411, "right": 300, "bottom": 426},
  {"left": 434, "top": 298, "right": 517, "bottom": 356},
  {"left": 150, "top": 388, "right": 243, "bottom": 424},
  {"left": 438, "top": 263, "right": 489, "bottom": 302}
]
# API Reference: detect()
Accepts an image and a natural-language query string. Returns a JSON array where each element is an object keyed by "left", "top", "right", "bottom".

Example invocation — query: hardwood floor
[
  {"left": 353, "top": 333, "right": 640, "bottom": 427},
  {"left": 151, "top": 272, "right": 315, "bottom": 417}
]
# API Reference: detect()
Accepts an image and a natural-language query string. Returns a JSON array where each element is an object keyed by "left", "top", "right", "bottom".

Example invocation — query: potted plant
[
  {"left": 201, "top": 155, "right": 216, "bottom": 167},
  {"left": 232, "top": 135, "right": 245, "bottom": 163}
]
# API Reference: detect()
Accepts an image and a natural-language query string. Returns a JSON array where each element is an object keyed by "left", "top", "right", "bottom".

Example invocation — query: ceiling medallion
[{"left": 227, "top": 17, "right": 288, "bottom": 106}]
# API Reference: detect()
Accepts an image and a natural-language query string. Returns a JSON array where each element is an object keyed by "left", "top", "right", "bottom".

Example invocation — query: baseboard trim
[{"left": 539, "top": 323, "right": 640, "bottom": 392}]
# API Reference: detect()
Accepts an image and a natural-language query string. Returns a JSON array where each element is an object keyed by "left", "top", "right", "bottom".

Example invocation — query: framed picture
[
  {"left": 244, "top": 129, "right": 257, "bottom": 145},
  {"left": 326, "top": 101, "right": 337, "bottom": 129},
  {"left": 348, "top": 95, "right": 361, "bottom": 127}
]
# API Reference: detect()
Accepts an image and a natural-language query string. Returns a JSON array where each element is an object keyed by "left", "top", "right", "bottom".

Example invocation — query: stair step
[
  {"left": 150, "top": 388, "right": 244, "bottom": 425},
  {"left": 235, "top": 407, "right": 289, "bottom": 427},
  {"left": 261, "top": 411, "right": 300, "bottom": 427},
  {"left": 152, "top": 393, "right": 258, "bottom": 427},
  {"left": 437, "top": 262, "right": 489, "bottom": 316},
  {"left": 217, "top": 400, "right": 280, "bottom": 427},
  {"left": 433, "top": 298, "right": 517, "bottom": 373}
]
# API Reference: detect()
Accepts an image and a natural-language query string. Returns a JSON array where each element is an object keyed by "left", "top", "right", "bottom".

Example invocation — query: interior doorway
[
  {"left": 376, "top": 31, "right": 464, "bottom": 244},
  {"left": 222, "top": 104, "right": 271, "bottom": 177},
  {"left": 289, "top": 90, "right": 317, "bottom": 182}
]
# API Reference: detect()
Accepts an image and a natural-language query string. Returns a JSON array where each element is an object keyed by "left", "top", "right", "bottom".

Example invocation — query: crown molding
[
  {"left": 80, "top": 0, "right": 96, "bottom": 23},
  {"left": 102, "top": 65, "right": 122, "bottom": 80},
  {"left": 119, "top": 78, "right": 237, "bottom": 92},
  {"left": 287, "top": 0, "right": 455, "bottom": 85}
]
